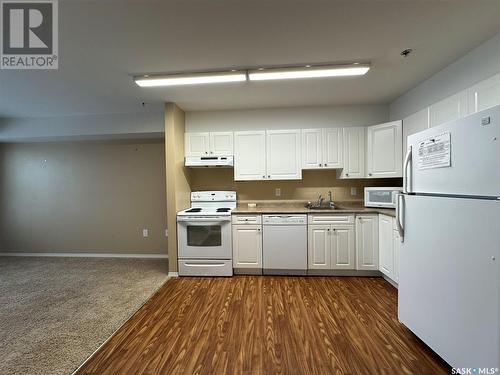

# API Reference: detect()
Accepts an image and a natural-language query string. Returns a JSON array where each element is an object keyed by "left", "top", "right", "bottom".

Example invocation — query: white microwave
[{"left": 364, "top": 187, "right": 402, "bottom": 208}]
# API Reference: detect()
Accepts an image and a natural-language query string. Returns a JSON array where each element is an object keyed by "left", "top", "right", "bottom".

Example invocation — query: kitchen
[{"left": 1, "top": 2, "right": 499, "bottom": 374}]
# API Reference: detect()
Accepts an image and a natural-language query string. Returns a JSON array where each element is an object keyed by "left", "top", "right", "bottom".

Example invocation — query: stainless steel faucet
[{"left": 328, "top": 191, "right": 335, "bottom": 208}]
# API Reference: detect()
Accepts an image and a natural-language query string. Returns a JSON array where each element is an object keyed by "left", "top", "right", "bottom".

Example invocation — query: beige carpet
[{"left": 0, "top": 257, "right": 169, "bottom": 375}]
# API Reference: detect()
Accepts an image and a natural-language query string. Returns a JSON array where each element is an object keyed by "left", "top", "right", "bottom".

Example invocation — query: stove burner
[
  {"left": 185, "top": 208, "right": 202, "bottom": 213},
  {"left": 216, "top": 208, "right": 230, "bottom": 212}
]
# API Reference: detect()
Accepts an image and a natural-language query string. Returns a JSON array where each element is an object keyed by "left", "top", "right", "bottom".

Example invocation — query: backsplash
[{"left": 189, "top": 169, "right": 402, "bottom": 202}]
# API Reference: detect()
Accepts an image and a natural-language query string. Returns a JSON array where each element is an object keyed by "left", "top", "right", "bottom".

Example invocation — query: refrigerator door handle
[
  {"left": 403, "top": 146, "right": 412, "bottom": 194},
  {"left": 396, "top": 193, "right": 404, "bottom": 242}
]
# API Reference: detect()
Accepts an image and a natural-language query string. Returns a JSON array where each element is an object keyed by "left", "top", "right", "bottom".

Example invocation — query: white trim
[
  {"left": 168, "top": 272, "right": 179, "bottom": 277},
  {"left": 0, "top": 252, "right": 168, "bottom": 259}
]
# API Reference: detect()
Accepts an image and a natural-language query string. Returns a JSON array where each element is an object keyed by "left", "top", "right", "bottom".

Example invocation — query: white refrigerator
[{"left": 397, "top": 105, "right": 500, "bottom": 369}]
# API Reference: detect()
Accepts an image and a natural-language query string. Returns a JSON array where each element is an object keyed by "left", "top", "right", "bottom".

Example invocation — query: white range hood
[{"left": 185, "top": 156, "right": 234, "bottom": 168}]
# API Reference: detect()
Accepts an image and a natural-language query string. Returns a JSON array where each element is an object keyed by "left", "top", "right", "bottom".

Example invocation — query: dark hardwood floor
[{"left": 76, "top": 276, "right": 449, "bottom": 374}]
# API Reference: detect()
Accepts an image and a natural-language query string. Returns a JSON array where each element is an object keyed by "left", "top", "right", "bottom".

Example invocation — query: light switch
[
  {"left": 143, "top": 229, "right": 149, "bottom": 237},
  {"left": 165, "top": 229, "right": 168, "bottom": 237},
  {"left": 351, "top": 187, "right": 357, "bottom": 196},
  {"left": 275, "top": 188, "right": 281, "bottom": 197}
]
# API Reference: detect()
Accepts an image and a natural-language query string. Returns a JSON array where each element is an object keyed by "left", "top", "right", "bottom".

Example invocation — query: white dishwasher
[{"left": 262, "top": 215, "right": 307, "bottom": 275}]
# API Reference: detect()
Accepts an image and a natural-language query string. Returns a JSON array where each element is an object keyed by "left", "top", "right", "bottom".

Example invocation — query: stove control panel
[{"left": 191, "top": 191, "right": 236, "bottom": 202}]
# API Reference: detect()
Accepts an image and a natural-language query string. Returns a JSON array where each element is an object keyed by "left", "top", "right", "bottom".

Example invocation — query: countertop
[{"left": 232, "top": 200, "right": 396, "bottom": 217}]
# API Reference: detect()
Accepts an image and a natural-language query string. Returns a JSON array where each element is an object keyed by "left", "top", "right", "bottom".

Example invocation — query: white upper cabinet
[
  {"left": 323, "top": 128, "right": 343, "bottom": 168},
  {"left": 355, "top": 215, "right": 379, "bottom": 271},
  {"left": 302, "top": 128, "right": 343, "bottom": 169},
  {"left": 402, "top": 108, "right": 429, "bottom": 155},
  {"left": 209, "top": 132, "right": 233, "bottom": 156},
  {"left": 185, "top": 132, "right": 210, "bottom": 156},
  {"left": 366, "top": 120, "right": 402, "bottom": 178},
  {"left": 302, "top": 129, "right": 323, "bottom": 169},
  {"left": 340, "top": 127, "right": 365, "bottom": 179},
  {"left": 234, "top": 131, "right": 267, "bottom": 181},
  {"left": 185, "top": 132, "right": 233, "bottom": 156},
  {"left": 429, "top": 90, "right": 468, "bottom": 128},
  {"left": 266, "top": 129, "right": 302, "bottom": 180},
  {"left": 467, "top": 73, "right": 500, "bottom": 114}
]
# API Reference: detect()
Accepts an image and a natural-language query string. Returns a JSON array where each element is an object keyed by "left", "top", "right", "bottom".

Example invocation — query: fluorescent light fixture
[
  {"left": 134, "top": 71, "right": 247, "bottom": 87},
  {"left": 247, "top": 64, "right": 370, "bottom": 81}
]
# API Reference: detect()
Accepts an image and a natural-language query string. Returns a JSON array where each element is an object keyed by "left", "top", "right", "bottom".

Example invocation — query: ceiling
[{"left": 0, "top": 0, "right": 499, "bottom": 118}]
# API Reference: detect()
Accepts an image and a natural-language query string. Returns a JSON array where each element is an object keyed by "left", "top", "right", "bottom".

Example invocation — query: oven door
[{"left": 177, "top": 216, "right": 232, "bottom": 259}]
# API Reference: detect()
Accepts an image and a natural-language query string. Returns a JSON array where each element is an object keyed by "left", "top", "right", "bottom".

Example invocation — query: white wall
[
  {"left": 186, "top": 105, "right": 389, "bottom": 132},
  {"left": 0, "top": 111, "right": 164, "bottom": 141},
  {"left": 390, "top": 32, "right": 500, "bottom": 120}
]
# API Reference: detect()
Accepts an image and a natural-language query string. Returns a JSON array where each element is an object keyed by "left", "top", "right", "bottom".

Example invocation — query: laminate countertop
[{"left": 232, "top": 201, "right": 396, "bottom": 217}]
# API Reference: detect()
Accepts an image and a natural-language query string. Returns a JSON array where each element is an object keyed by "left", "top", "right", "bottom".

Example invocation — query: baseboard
[
  {"left": 167, "top": 272, "right": 179, "bottom": 277},
  {"left": 382, "top": 274, "right": 399, "bottom": 289},
  {"left": 0, "top": 252, "right": 168, "bottom": 259}
]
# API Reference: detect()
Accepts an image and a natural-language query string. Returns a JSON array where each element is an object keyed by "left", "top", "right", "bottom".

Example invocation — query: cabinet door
[
  {"left": 302, "top": 129, "right": 323, "bottom": 169},
  {"left": 403, "top": 108, "right": 429, "bottom": 157},
  {"left": 185, "top": 132, "right": 210, "bottom": 156},
  {"left": 331, "top": 226, "right": 355, "bottom": 270},
  {"left": 323, "top": 128, "right": 343, "bottom": 168},
  {"left": 366, "top": 120, "right": 402, "bottom": 178},
  {"left": 209, "top": 132, "right": 233, "bottom": 156},
  {"left": 467, "top": 73, "right": 500, "bottom": 114},
  {"left": 378, "top": 215, "right": 394, "bottom": 278},
  {"left": 234, "top": 131, "right": 266, "bottom": 181},
  {"left": 340, "top": 127, "right": 365, "bottom": 178},
  {"left": 355, "top": 215, "right": 379, "bottom": 271},
  {"left": 266, "top": 129, "right": 302, "bottom": 180},
  {"left": 232, "top": 225, "right": 262, "bottom": 269},
  {"left": 393, "top": 229, "right": 401, "bottom": 284},
  {"left": 429, "top": 90, "right": 468, "bottom": 128},
  {"left": 308, "top": 225, "right": 331, "bottom": 269}
]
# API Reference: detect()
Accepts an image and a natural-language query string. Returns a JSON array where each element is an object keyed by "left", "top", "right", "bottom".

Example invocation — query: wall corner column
[{"left": 165, "top": 102, "right": 191, "bottom": 273}]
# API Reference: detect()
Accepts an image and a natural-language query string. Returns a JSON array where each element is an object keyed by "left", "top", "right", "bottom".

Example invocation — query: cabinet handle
[
  {"left": 345, "top": 173, "right": 349, "bottom": 177},
  {"left": 205, "top": 151, "right": 208, "bottom": 154},
  {"left": 263, "top": 175, "right": 266, "bottom": 179},
  {"left": 368, "top": 173, "right": 372, "bottom": 176},
  {"left": 268, "top": 175, "right": 271, "bottom": 178},
  {"left": 257, "top": 228, "right": 261, "bottom": 232},
  {"left": 318, "top": 163, "right": 321, "bottom": 167}
]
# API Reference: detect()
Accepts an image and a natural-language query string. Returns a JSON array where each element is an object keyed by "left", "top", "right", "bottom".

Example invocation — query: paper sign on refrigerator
[{"left": 417, "top": 132, "right": 451, "bottom": 170}]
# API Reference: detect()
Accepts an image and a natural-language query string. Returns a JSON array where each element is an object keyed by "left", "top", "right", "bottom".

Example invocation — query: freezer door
[
  {"left": 406, "top": 105, "right": 499, "bottom": 197},
  {"left": 398, "top": 195, "right": 500, "bottom": 368}
]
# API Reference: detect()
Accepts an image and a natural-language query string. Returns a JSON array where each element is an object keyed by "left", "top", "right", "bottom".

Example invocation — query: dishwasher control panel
[{"left": 262, "top": 215, "right": 307, "bottom": 225}]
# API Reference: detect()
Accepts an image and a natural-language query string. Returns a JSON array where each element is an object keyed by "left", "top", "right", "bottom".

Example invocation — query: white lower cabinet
[
  {"left": 331, "top": 226, "right": 356, "bottom": 270},
  {"left": 355, "top": 215, "right": 379, "bottom": 270},
  {"left": 308, "top": 215, "right": 355, "bottom": 270},
  {"left": 308, "top": 225, "right": 331, "bottom": 269},
  {"left": 378, "top": 214, "right": 394, "bottom": 278},
  {"left": 392, "top": 225, "right": 401, "bottom": 284},
  {"left": 232, "top": 216, "right": 263, "bottom": 270}
]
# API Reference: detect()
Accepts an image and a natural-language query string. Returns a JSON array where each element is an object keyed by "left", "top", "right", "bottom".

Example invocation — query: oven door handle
[{"left": 177, "top": 217, "right": 231, "bottom": 224}]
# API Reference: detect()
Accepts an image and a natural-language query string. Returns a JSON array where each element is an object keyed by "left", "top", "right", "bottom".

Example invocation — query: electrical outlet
[
  {"left": 351, "top": 187, "right": 357, "bottom": 196},
  {"left": 275, "top": 188, "right": 281, "bottom": 197},
  {"left": 165, "top": 229, "right": 168, "bottom": 237},
  {"left": 142, "top": 229, "right": 149, "bottom": 237}
]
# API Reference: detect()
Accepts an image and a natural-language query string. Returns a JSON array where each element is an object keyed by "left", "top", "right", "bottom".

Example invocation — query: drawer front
[
  {"left": 178, "top": 260, "right": 233, "bottom": 277},
  {"left": 232, "top": 214, "right": 262, "bottom": 225},
  {"left": 308, "top": 214, "right": 354, "bottom": 225}
]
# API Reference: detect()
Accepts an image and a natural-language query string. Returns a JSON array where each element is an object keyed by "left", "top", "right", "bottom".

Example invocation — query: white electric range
[{"left": 177, "top": 191, "right": 236, "bottom": 276}]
